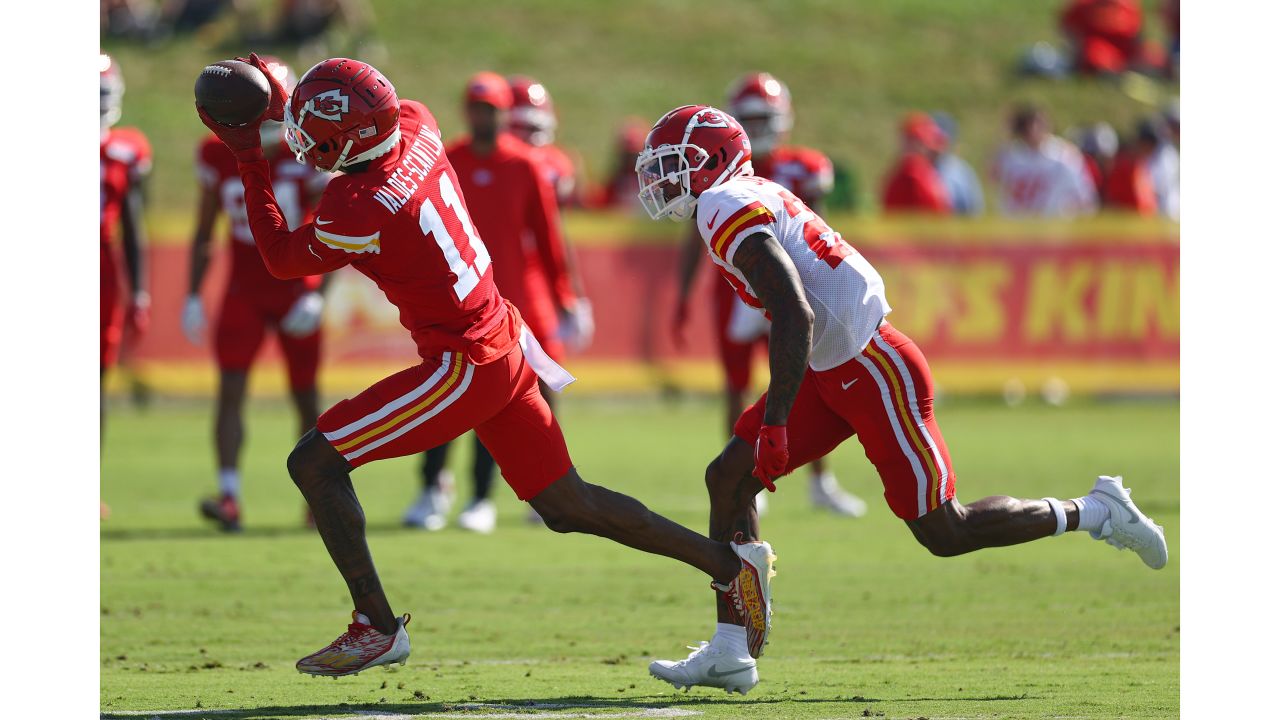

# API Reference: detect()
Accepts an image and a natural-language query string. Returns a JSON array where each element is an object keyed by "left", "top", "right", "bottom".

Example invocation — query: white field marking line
[{"left": 103, "top": 706, "right": 702, "bottom": 719}]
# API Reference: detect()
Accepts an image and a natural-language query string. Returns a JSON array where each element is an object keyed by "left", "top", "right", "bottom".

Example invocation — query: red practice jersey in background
[
  {"left": 101, "top": 126, "right": 151, "bottom": 367},
  {"left": 445, "top": 133, "right": 575, "bottom": 357},
  {"left": 529, "top": 143, "right": 579, "bottom": 208},
  {"left": 240, "top": 100, "right": 520, "bottom": 365},
  {"left": 753, "top": 146, "right": 834, "bottom": 208},
  {"left": 197, "top": 136, "right": 327, "bottom": 299}
]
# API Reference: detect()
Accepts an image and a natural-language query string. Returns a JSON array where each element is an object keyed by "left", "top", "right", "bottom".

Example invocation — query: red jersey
[
  {"left": 882, "top": 153, "right": 950, "bottom": 214},
  {"left": 239, "top": 100, "right": 519, "bottom": 364},
  {"left": 101, "top": 127, "right": 151, "bottom": 246},
  {"left": 197, "top": 136, "right": 328, "bottom": 296},
  {"left": 528, "top": 143, "right": 578, "bottom": 208},
  {"left": 753, "top": 145, "right": 834, "bottom": 208},
  {"left": 444, "top": 133, "right": 574, "bottom": 342}
]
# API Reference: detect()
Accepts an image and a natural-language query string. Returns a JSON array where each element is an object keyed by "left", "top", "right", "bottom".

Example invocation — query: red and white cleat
[
  {"left": 713, "top": 538, "right": 777, "bottom": 658},
  {"left": 296, "top": 612, "right": 411, "bottom": 677}
]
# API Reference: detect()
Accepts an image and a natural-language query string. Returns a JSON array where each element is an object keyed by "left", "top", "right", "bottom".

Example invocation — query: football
[{"left": 194, "top": 60, "right": 270, "bottom": 127}]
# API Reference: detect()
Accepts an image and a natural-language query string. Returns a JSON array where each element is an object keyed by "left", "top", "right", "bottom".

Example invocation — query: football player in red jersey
[
  {"left": 100, "top": 53, "right": 152, "bottom": 519},
  {"left": 195, "top": 55, "right": 776, "bottom": 676},
  {"left": 639, "top": 104, "right": 1167, "bottom": 694},
  {"left": 183, "top": 57, "right": 331, "bottom": 532},
  {"left": 403, "top": 73, "right": 592, "bottom": 533},
  {"left": 673, "top": 73, "right": 866, "bottom": 518}
]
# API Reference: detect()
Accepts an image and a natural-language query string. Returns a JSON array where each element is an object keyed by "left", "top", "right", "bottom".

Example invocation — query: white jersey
[
  {"left": 697, "top": 176, "right": 890, "bottom": 372},
  {"left": 991, "top": 136, "right": 1097, "bottom": 217}
]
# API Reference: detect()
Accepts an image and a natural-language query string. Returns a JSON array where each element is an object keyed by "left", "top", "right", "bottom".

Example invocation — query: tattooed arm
[{"left": 731, "top": 232, "right": 814, "bottom": 426}]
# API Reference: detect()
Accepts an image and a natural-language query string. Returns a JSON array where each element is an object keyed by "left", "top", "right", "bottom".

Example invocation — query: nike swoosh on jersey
[
  {"left": 706, "top": 664, "right": 754, "bottom": 678},
  {"left": 841, "top": 378, "right": 858, "bottom": 390},
  {"left": 1095, "top": 489, "right": 1140, "bottom": 523},
  {"left": 315, "top": 218, "right": 335, "bottom": 225},
  {"left": 705, "top": 209, "right": 721, "bottom": 230}
]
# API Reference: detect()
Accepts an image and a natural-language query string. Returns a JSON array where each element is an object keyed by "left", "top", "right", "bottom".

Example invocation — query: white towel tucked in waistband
[{"left": 519, "top": 326, "right": 576, "bottom": 392}]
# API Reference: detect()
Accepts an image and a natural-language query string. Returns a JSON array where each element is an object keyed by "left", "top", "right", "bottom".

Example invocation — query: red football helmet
[
  {"left": 257, "top": 56, "right": 298, "bottom": 149},
  {"left": 507, "top": 75, "right": 556, "bottom": 147},
  {"left": 101, "top": 53, "right": 124, "bottom": 132},
  {"left": 635, "top": 105, "right": 752, "bottom": 221},
  {"left": 726, "top": 72, "right": 793, "bottom": 155},
  {"left": 284, "top": 58, "right": 400, "bottom": 172}
]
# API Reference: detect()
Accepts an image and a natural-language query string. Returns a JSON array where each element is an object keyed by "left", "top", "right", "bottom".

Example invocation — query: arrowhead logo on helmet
[
  {"left": 310, "top": 90, "right": 350, "bottom": 121},
  {"left": 634, "top": 104, "right": 753, "bottom": 222}
]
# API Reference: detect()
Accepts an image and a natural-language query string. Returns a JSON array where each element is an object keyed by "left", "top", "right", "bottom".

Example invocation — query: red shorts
[
  {"left": 215, "top": 287, "right": 320, "bottom": 391},
  {"left": 713, "top": 279, "right": 767, "bottom": 393},
  {"left": 317, "top": 346, "right": 572, "bottom": 500},
  {"left": 101, "top": 245, "right": 123, "bottom": 369},
  {"left": 734, "top": 322, "right": 956, "bottom": 520}
]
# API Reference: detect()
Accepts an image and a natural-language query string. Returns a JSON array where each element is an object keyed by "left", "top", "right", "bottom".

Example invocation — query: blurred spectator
[
  {"left": 1162, "top": 0, "right": 1179, "bottom": 80},
  {"left": 1139, "top": 115, "right": 1179, "bottom": 219},
  {"left": 587, "top": 117, "right": 648, "bottom": 212},
  {"left": 1102, "top": 139, "right": 1158, "bottom": 215},
  {"left": 881, "top": 112, "right": 950, "bottom": 215},
  {"left": 1069, "top": 121, "right": 1119, "bottom": 196},
  {"left": 102, "top": 0, "right": 158, "bottom": 39},
  {"left": 1060, "top": 0, "right": 1144, "bottom": 75},
  {"left": 1163, "top": 97, "right": 1179, "bottom": 147},
  {"left": 991, "top": 104, "right": 1097, "bottom": 217},
  {"left": 271, "top": 0, "right": 381, "bottom": 61},
  {"left": 931, "top": 112, "right": 985, "bottom": 216}
]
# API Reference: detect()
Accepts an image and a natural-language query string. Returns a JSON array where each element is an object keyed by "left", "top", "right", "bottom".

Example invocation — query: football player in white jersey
[{"left": 637, "top": 105, "right": 1168, "bottom": 695}]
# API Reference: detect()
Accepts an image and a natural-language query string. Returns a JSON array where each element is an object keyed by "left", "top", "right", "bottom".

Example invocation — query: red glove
[
  {"left": 671, "top": 298, "right": 690, "bottom": 350},
  {"left": 125, "top": 291, "right": 151, "bottom": 337},
  {"left": 752, "top": 424, "right": 788, "bottom": 492},
  {"left": 195, "top": 53, "right": 289, "bottom": 161}
]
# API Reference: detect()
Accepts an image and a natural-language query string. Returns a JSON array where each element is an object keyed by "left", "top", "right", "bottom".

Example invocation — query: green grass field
[
  {"left": 102, "top": 0, "right": 1177, "bottom": 234},
  {"left": 100, "top": 395, "right": 1179, "bottom": 719}
]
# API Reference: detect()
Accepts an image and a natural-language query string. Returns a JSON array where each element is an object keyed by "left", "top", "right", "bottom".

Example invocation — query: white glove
[
  {"left": 280, "top": 291, "right": 324, "bottom": 337},
  {"left": 559, "top": 298, "right": 595, "bottom": 352},
  {"left": 181, "top": 295, "right": 206, "bottom": 345}
]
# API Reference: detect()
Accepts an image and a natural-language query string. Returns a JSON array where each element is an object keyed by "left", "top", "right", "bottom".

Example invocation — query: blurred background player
[
  {"left": 100, "top": 53, "right": 152, "bottom": 520},
  {"left": 930, "top": 112, "right": 985, "bottom": 216},
  {"left": 402, "top": 72, "right": 588, "bottom": 532},
  {"left": 991, "top": 103, "right": 1098, "bottom": 217},
  {"left": 507, "top": 74, "right": 594, "bottom": 357},
  {"left": 183, "top": 57, "right": 330, "bottom": 532},
  {"left": 673, "top": 72, "right": 866, "bottom": 517},
  {"left": 587, "top": 117, "right": 650, "bottom": 212}
]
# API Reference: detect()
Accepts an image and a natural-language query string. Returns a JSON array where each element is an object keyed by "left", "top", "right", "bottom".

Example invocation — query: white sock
[
  {"left": 713, "top": 622, "right": 749, "bottom": 657},
  {"left": 1042, "top": 497, "right": 1067, "bottom": 536},
  {"left": 1071, "top": 494, "right": 1110, "bottom": 533},
  {"left": 218, "top": 468, "right": 240, "bottom": 498}
]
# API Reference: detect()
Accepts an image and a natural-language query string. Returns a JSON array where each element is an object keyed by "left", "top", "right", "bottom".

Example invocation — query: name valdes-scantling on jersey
[
  {"left": 696, "top": 175, "right": 890, "bottom": 372},
  {"left": 371, "top": 122, "right": 444, "bottom": 214}
]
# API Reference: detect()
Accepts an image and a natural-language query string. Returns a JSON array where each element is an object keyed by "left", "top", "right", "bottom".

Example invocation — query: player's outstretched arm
[{"left": 732, "top": 232, "right": 813, "bottom": 427}]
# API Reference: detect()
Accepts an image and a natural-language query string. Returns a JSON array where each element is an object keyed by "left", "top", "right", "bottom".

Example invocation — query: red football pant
[
  {"left": 734, "top": 322, "right": 957, "bottom": 519},
  {"left": 215, "top": 288, "right": 320, "bottom": 391},
  {"left": 318, "top": 346, "right": 572, "bottom": 500}
]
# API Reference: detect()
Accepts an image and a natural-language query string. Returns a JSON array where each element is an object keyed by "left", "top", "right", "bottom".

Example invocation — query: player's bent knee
[
  {"left": 286, "top": 429, "right": 345, "bottom": 487},
  {"left": 908, "top": 502, "right": 976, "bottom": 557},
  {"left": 528, "top": 470, "right": 590, "bottom": 534}
]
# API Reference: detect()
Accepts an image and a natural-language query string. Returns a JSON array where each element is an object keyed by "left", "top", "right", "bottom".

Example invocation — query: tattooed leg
[
  {"left": 705, "top": 437, "right": 765, "bottom": 623},
  {"left": 288, "top": 429, "right": 397, "bottom": 634}
]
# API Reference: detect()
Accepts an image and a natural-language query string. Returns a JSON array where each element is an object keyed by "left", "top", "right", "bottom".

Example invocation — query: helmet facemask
[
  {"left": 284, "top": 97, "right": 401, "bottom": 173},
  {"left": 635, "top": 144, "right": 706, "bottom": 221}
]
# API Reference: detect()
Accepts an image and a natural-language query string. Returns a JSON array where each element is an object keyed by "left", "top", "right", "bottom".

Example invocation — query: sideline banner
[{"left": 118, "top": 230, "right": 1178, "bottom": 396}]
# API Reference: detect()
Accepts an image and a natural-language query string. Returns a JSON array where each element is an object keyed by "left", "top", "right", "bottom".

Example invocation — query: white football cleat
[
  {"left": 1087, "top": 475, "right": 1168, "bottom": 569},
  {"left": 457, "top": 498, "right": 497, "bottom": 534},
  {"left": 296, "top": 612, "right": 410, "bottom": 677},
  {"left": 809, "top": 472, "right": 867, "bottom": 517},
  {"left": 402, "top": 486, "right": 451, "bottom": 531},
  {"left": 649, "top": 641, "right": 759, "bottom": 695}
]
